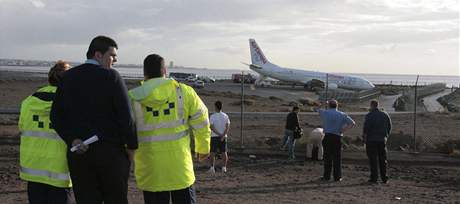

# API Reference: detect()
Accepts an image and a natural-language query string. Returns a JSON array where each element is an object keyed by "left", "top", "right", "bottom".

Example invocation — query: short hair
[
  {"left": 215, "top": 101, "right": 223, "bottom": 110},
  {"left": 86, "top": 36, "right": 118, "bottom": 59},
  {"left": 292, "top": 106, "right": 299, "bottom": 111},
  {"left": 370, "top": 100, "right": 379, "bottom": 108},
  {"left": 48, "top": 60, "right": 69, "bottom": 86},
  {"left": 144, "top": 54, "right": 164, "bottom": 79},
  {"left": 327, "top": 100, "right": 337, "bottom": 109}
]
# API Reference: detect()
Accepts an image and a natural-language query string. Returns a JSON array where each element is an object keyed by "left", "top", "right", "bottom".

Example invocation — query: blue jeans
[
  {"left": 285, "top": 129, "right": 296, "bottom": 158},
  {"left": 282, "top": 129, "right": 293, "bottom": 148}
]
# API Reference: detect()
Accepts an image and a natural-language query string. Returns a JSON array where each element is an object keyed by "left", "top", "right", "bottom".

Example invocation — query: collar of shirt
[
  {"left": 325, "top": 108, "right": 338, "bottom": 113},
  {"left": 85, "top": 59, "right": 100, "bottom": 66}
]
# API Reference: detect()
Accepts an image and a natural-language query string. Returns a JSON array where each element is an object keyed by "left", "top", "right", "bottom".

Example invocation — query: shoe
[
  {"left": 320, "top": 177, "right": 330, "bottom": 181},
  {"left": 382, "top": 179, "right": 388, "bottom": 184},
  {"left": 222, "top": 166, "right": 227, "bottom": 173},
  {"left": 368, "top": 179, "right": 378, "bottom": 184},
  {"left": 208, "top": 167, "right": 215, "bottom": 174},
  {"left": 334, "top": 178, "right": 343, "bottom": 182}
]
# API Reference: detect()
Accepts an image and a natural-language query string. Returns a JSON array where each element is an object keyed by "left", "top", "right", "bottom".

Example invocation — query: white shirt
[{"left": 210, "top": 111, "right": 230, "bottom": 137}]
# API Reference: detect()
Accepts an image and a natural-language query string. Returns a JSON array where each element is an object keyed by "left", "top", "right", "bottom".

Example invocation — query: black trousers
[
  {"left": 322, "top": 134, "right": 342, "bottom": 180},
  {"left": 366, "top": 141, "right": 388, "bottom": 182},
  {"left": 67, "top": 143, "right": 130, "bottom": 204},
  {"left": 27, "top": 181, "right": 71, "bottom": 204},
  {"left": 143, "top": 186, "right": 196, "bottom": 204}
]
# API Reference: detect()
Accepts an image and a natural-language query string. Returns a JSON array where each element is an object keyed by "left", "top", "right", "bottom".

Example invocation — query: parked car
[
  {"left": 198, "top": 76, "right": 216, "bottom": 83},
  {"left": 169, "top": 72, "right": 197, "bottom": 82},
  {"left": 186, "top": 75, "right": 197, "bottom": 82},
  {"left": 192, "top": 80, "right": 205, "bottom": 89}
]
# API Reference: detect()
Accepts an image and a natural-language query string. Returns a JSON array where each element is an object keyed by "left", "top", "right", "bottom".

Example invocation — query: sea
[{"left": 1, "top": 65, "right": 459, "bottom": 88}]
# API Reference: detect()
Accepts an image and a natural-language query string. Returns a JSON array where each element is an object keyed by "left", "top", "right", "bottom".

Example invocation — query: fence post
[
  {"left": 413, "top": 75, "right": 419, "bottom": 152},
  {"left": 240, "top": 71, "right": 245, "bottom": 149},
  {"left": 325, "top": 73, "right": 329, "bottom": 102}
]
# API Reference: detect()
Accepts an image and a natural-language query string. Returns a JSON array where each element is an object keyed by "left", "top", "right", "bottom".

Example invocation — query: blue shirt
[{"left": 317, "top": 108, "right": 355, "bottom": 136}]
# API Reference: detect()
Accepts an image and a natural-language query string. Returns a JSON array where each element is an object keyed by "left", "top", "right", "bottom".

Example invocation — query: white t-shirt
[{"left": 210, "top": 111, "right": 230, "bottom": 137}]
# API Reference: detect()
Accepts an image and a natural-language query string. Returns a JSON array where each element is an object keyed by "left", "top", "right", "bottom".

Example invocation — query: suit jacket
[{"left": 50, "top": 63, "right": 138, "bottom": 149}]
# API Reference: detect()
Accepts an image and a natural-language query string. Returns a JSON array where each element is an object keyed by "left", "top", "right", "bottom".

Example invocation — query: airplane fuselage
[
  {"left": 249, "top": 39, "right": 375, "bottom": 91},
  {"left": 251, "top": 63, "right": 374, "bottom": 90}
]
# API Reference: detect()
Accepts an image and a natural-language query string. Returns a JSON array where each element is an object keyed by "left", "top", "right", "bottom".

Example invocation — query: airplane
[{"left": 247, "top": 39, "right": 375, "bottom": 91}]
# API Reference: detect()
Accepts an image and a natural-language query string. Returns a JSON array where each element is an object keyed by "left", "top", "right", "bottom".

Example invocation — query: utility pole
[{"left": 413, "top": 75, "right": 419, "bottom": 152}]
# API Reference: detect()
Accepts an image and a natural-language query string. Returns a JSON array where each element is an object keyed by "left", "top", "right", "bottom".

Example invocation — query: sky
[{"left": 0, "top": 0, "right": 459, "bottom": 75}]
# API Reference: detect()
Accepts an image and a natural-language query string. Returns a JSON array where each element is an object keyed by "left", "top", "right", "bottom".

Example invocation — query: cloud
[
  {"left": 0, "top": 0, "right": 457, "bottom": 74},
  {"left": 29, "top": 0, "right": 45, "bottom": 8},
  {"left": 204, "top": 46, "right": 243, "bottom": 55}
]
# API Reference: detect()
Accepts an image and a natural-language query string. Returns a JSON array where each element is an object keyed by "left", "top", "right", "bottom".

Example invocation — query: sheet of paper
[{"left": 70, "top": 135, "right": 99, "bottom": 152}]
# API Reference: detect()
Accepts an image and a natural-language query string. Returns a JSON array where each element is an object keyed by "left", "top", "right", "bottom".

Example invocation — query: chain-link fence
[
  {"left": 225, "top": 74, "right": 460, "bottom": 155},
  {"left": 1, "top": 75, "right": 459, "bottom": 155}
]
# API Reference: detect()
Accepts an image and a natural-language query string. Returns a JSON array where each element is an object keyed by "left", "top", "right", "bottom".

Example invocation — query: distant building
[{"left": 169, "top": 61, "right": 174, "bottom": 68}]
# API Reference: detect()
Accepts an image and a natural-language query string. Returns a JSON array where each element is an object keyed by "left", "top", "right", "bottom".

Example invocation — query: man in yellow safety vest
[
  {"left": 129, "top": 54, "right": 210, "bottom": 204},
  {"left": 19, "top": 61, "right": 72, "bottom": 203}
]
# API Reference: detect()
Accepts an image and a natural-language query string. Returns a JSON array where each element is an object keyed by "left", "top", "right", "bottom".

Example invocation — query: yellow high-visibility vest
[
  {"left": 129, "top": 78, "right": 210, "bottom": 192},
  {"left": 19, "top": 85, "right": 71, "bottom": 188}
]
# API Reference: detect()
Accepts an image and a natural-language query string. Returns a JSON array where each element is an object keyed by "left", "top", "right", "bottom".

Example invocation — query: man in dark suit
[
  {"left": 363, "top": 100, "right": 392, "bottom": 184},
  {"left": 51, "top": 36, "right": 138, "bottom": 204}
]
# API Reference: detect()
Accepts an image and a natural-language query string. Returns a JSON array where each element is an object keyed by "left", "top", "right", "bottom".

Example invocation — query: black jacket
[
  {"left": 50, "top": 63, "right": 138, "bottom": 149},
  {"left": 363, "top": 108, "right": 392, "bottom": 142},
  {"left": 285, "top": 112, "right": 300, "bottom": 131}
]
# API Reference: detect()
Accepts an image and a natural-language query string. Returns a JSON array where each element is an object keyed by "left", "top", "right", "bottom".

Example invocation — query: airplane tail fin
[{"left": 249, "top": 39, "right": 269, "bottom": 66}]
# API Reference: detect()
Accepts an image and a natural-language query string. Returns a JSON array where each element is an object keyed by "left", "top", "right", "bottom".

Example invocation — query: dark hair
[
  {"left": 370, "top": 100, "right": 379, "bottom": 108},
  {"left": 215, "top": 101, "right": 223, "bottom": 111},
  {"left": 144, "top": 54, "right": 164, "bottom": 79},
  {"left": 48, "top": 60, "right": 69, "bottom": 86},
  {"left": 86, "top": 36, "right": 118, "bottom": 59},
  {"left": 292, "top": 106, "right": 299, "bottom": 111},
  {"left": 328, "top": 100, "right": 338, "bottom": 109}
]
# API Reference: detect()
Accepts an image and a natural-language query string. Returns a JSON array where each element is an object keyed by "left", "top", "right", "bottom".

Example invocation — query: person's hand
[
  {"left": 71, "top": 139, "right": 88, "bottom": 154},
  {"left": 126, "top": 149, "right": 135, "bottom": 164},
  {"left": 220, "top": 136, "right": 226, "bottom": 142},
  {"left": 197, "top": 153, "right": 209, "bottom": 162}
]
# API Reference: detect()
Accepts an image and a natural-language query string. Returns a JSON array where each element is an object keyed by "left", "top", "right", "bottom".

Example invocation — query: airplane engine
[
  {"left": 304, "top": 80, "right": 338, "bottom": 91},
  {"left": 304, "top": 79, "right": 324, "bottom": 91}
]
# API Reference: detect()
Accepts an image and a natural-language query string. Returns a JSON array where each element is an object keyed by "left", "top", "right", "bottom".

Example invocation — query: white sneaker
[
  {"left": 208, "top": 167, "right": 215, "bottom": 174},
  {"left": 222, "top": 166, "right": 227, "bottom": 173}
]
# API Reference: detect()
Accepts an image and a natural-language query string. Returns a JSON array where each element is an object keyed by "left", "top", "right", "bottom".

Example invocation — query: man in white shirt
[{"left": 209, "top": 101, "right": 230, "bottom": 173}]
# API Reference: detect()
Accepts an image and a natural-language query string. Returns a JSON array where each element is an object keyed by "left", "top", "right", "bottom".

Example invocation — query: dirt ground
[
  {"left": 1, "top": 71, "right": 460, "bottom": 203},
  {"left": 1, "top": 128, "right": 459, "bottom": 203}
]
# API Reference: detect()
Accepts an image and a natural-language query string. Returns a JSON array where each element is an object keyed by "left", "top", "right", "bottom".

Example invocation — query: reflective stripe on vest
[
  {"left": 190, "top": 119, "right": 209, "bottom": 130},
  {"left": 21, "top": 130, "right": 61, "bottom": 140},
  {"left": 176, "top": 86, "right": 184, "bottom": 121},
  {"left": 134, "top": 85, "right": 187, "bottom": 142},
  {"left": 190, "top": 108, "right": 204, "bottom": 120},
  {"left": 21, "top": 166, "right": 70, "bottom": 181},
  {"left": 138, "top": 130, "right": 189, "bottom": 143}
]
